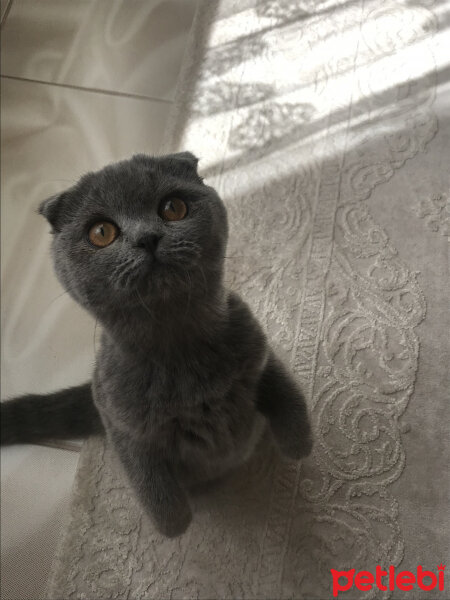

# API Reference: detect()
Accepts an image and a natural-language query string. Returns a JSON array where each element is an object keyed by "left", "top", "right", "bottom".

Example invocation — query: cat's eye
[
  {"left": 159, "top": 197, "right": 188, "bottom": 221},
  {"left": 88, "top": 221, "right": 119, "bottom": 247}
]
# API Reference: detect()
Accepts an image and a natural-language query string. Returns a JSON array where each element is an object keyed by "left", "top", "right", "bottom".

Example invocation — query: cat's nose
[{"left": 136, "top": 233, "right": 162, "bottom": 255}]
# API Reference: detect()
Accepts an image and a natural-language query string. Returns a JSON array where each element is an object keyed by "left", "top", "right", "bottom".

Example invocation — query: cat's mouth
[
  {"left": 111, "top": 256, "right": 155, "bottom": 291},
  {"left": 111, "top": 253, "right": 197, "bottom": 298}
]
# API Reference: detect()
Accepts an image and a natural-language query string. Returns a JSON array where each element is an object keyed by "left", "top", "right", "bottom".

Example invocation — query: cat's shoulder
[
  {"left": 224, "top": 291, "right": 268, "bottom": 372},
  {"left": 226, "top": 290, "right": 254, "bottom": 320},
  {"left": 226, "top": 291, "right": 266, "bottom": 340}
]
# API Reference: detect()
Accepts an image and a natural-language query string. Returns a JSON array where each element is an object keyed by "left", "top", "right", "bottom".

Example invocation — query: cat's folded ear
[
  {"left": 170, "top": 152, "right": 199, "bottom": 169},
  {"left": 161, "top": 152, "right": 202, "bottom": 182},
  {"left": 38, "top": 192, "right": 67, "bottom": 232}
]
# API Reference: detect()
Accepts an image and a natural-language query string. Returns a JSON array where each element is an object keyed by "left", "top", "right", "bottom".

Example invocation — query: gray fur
[{"left": 1, "top": 153, "right": 312, "bottom": 537}]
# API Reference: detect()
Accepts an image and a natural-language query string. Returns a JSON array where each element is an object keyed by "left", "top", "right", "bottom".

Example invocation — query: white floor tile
[{"left": 1, "top": 0, "right": 198, "bottom": 100}]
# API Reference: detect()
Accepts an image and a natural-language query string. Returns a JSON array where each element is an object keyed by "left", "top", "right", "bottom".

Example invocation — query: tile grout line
[
  {"left": 0, "top": 0, "right": 14, "bottom": 28},
  {"left": 1, "top": 74, "right": 174, "bottom": 104}
]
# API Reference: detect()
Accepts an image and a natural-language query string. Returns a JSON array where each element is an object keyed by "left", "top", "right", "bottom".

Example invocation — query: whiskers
[
  {"left": 47, "top": 289, "right": 70, "bottom": 307},
  {"left": 197, "top": 264, "right": 209, "bottom": 296},
  {"left": 112, "top": 257, "right": 143, "bottom": 290},
  {"left": 135, "top": 288, "right": 154, "bottom": 320},
  {"left": 47, "top": 281, "right": 81, "bottom": 307},
  {"left": 159, "top": 240, "right": 202, "bottom": 265}
]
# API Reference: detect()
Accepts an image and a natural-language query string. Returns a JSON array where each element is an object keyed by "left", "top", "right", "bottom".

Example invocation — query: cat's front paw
[{"left": 154, "top": 501, "right": 192, "bottom": 538}]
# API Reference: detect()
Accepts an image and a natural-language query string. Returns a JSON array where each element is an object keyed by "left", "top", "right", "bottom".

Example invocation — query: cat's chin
[{"left": 125, "top": 272, "right": 192, "bottom": 308}]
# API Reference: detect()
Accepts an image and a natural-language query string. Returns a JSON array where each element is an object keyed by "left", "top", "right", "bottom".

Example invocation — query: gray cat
[{"left": 1, "top": 152, "right": 312, "bottom": 537}]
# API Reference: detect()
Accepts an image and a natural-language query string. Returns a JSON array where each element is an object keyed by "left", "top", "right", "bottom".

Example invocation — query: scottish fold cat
[{"left": 1, "top": 152, "right": 312, "bottom": 537}]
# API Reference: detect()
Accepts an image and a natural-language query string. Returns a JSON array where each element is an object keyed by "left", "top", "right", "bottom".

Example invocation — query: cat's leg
[
  {"left": 256, "top": 353, "right": 313, "bottom": 459},
  {"left": 110, "top": 430, "right": 192, "bottom": 537}
]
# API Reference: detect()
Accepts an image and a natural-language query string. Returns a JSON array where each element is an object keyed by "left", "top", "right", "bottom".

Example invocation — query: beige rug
[{"left": 48, "top": 1, "right": 449, "bottom": 598}]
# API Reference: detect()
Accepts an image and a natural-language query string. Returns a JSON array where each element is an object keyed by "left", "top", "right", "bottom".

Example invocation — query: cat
[{"left": 1, "top": 152, "right": 312, "bottom": 537}]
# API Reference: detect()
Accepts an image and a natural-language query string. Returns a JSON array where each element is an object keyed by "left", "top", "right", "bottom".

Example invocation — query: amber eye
[
  {"left": 159, "top": 197, "right": 188, "bottom": 221},
  {"left": 88, "top": 221, "right": 119, "bottom": 247}
]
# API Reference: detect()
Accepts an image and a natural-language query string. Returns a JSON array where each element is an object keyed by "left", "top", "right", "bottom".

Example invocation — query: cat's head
[{"left": 39, "top": 153, "right": 228, "bottom": 316}]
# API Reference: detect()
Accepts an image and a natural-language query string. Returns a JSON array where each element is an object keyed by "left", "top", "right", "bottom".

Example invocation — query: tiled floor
[
  {"left": 1, "top": 0, "right": 197, "bottom": 100},
  {"left": 0, "top": 2, "right": 197, "bottom": 598}
]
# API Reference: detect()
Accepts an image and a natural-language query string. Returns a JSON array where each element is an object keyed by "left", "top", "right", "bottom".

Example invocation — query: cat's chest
[{"left": 94, "top": 351, "right": 234, "bottom": 432}]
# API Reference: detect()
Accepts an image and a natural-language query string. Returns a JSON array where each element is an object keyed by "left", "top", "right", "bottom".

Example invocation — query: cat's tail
[{"left": 1, "top": 383, "right": 104, "bottom": 445}]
